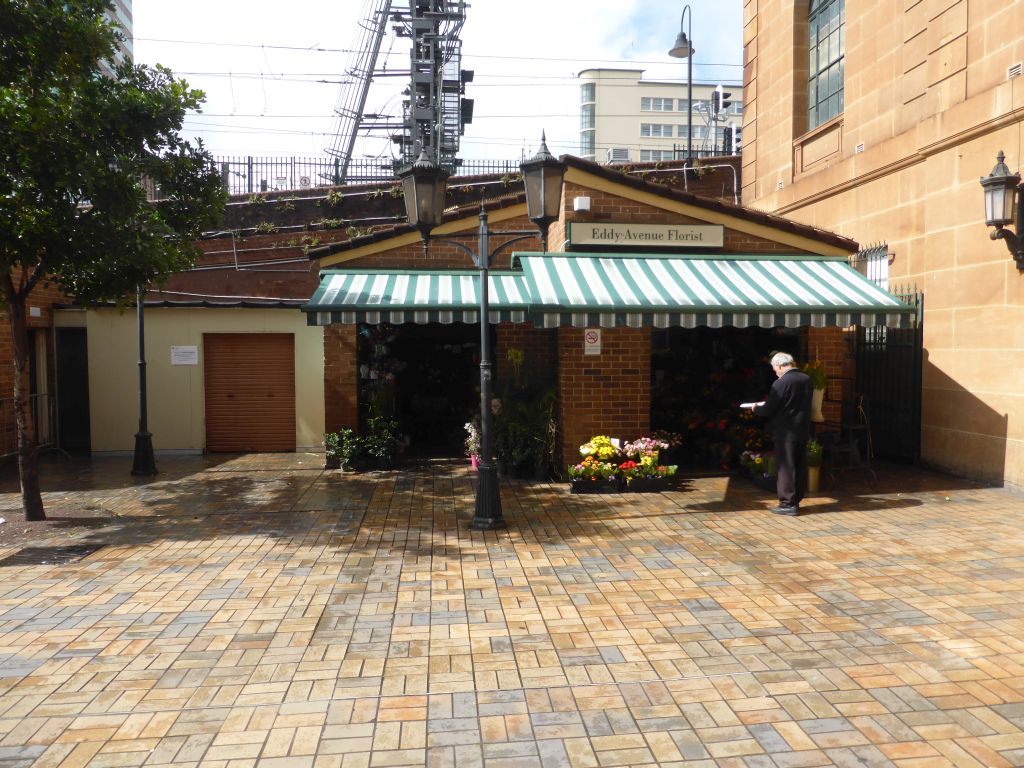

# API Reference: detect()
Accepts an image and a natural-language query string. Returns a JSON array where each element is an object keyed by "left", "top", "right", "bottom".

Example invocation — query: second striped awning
[{"left": 517, "top": 254, "right": 913, "bottom": 329}]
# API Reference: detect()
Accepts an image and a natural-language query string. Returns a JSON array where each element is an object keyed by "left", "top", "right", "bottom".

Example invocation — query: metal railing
[
  {"left": 212, "top": 156, "right": 526, "bottom": 197},
  {"left": 0, "top": 393, "right": 56, "bottom": 459}
]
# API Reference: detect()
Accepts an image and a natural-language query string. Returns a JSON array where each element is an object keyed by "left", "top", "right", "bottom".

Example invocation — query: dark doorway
[
  {"left": 56, "top": 328, "right": 91, "bottom": 450},
  {"left": 358, "top": 323, "right": 481, "bottom": 457},
  {"left": 651, "top": 326, "right": 800, "bottom": 469}
]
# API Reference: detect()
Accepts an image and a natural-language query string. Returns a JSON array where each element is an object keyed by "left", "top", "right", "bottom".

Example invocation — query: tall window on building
[
  {"left": 581, "top": 104, "right": 595, "bottom": 130},
  {"left": 808, "top": 0, "right": 844, "bottom": 130},
  {"left": 580, "top": 83, "right": 595, "bottom": 104}
]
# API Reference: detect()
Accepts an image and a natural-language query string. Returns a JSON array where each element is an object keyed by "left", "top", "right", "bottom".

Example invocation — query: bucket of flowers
[
  {"left": 568, "top": 454, "right": 623, "bottom": 493},
  {"left": 621, "top": 436, "right": 678, "bottom": 492},
  {"left": 739, "top": 449, "right": 776, "bottom": 490}
]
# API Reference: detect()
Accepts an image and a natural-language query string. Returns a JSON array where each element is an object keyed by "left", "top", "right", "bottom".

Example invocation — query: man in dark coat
[{"left": 750, "top": 352, "right": 813, "bottom": 516}]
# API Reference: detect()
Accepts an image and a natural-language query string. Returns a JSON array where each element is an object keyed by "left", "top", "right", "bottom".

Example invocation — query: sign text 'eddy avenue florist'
[{"left": 569, "top": 222, "right": 724, "bottom": 249}]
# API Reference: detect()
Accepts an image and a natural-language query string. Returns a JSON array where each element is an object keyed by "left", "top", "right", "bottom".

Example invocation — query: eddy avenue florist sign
[{"left": 569, "top": 222, "right": 724, "bottom": 248}]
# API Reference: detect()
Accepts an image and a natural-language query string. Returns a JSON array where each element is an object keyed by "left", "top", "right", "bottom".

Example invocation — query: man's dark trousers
[{"left": 775, "top": 440, "right": 807, "bottom": 508}]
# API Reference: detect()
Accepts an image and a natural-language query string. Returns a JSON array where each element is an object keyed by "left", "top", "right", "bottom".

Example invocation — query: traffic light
[
  {"left": 722, "top": 125, "right": 733, "bottom": 154},
  {"left": 712, "top": 85, "right": 733, "bottom": 117},
  {"left": 731, "top": 125, "right": 743, "bottom": 154}
]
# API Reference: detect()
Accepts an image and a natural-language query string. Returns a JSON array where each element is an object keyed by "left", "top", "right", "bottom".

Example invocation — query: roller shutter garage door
[{"left": 203, "top": 333, "right": 296, "bottom": 452}]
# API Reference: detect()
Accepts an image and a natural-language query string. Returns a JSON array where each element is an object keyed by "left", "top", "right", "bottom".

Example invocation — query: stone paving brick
[{"left": 2, "top": 458, "right": 1024, "bottom": 765}]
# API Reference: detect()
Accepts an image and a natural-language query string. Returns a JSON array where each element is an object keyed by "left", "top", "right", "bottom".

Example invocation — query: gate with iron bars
[{"left": 855, "top": 287, "right": 924, "bottom": 463}]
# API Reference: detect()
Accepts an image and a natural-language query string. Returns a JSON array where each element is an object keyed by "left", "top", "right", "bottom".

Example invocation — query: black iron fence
[
  {"left": 855, "top": 288, "right": 924, "bottom": 463},
  {"left": 212, "top": 156, "right": 526, "bottom": 197}
]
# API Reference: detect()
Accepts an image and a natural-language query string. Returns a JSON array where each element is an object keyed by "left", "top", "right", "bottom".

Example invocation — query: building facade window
[
  {"left": 580, "top": 131, "right": 595, "bottom": 158},
  {"left": 640, "top": 149, "right": 677, "bottom": 162},
  {"left": 808, "top": 0, "right": 844, "bottom": 129},
  {"left": 580, "top": 82, "right": 595, "bottom": 104},
  {"left": 641, "top": 97, "right": 675, "bottom": 112},
  {"left": 640, "top": 123, "right": 674, "bottom": 138},
  {"left": 581, "top": 104, "right": 595, "bottom": 130},
  {"left": 678, "top": 125, "right": 707, "bottom": 140}
]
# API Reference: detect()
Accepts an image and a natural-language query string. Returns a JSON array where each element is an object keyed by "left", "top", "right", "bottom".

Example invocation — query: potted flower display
[
  {"left": 464, "top": 420, "right": 481, "bottom": 468},
  {"left": 324, "top": 427, "right": 361, "bottom": 471},
  {"left": 569, "top": 435, "right": 678, "bottom": 494},
  {"left": 620, "top": 436, "right": 678, "bottom": 492},
  {"left": 739, "top": 449, "right": 776, "bottom": 490},
  {"left": 568, "top": 454, "right": 623, "bottom": 493},
  {"left": 802, "top": 359, "right": 828, "bottom": 423}
]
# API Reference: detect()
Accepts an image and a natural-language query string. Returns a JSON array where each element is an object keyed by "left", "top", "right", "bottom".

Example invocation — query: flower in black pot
[{"left": 364, "top": 415, "right": 401, "bottom": 469}]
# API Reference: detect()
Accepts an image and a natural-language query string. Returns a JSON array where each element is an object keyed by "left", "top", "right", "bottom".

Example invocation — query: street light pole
[
  {"left": 669, "top": 5, "right": 695, "bottom": 162},
  {"left": 131, "top": 285, "right": 157, "bottom": 476},
  {"left": 398, "top": 135, "right": 565, "bottom": 531},
  {"left": 472, "top": 208, "right": 500, "bottom": 529}
]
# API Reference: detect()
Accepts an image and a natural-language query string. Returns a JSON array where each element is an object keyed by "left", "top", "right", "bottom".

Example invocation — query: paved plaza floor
[{"left": 0, "top": 454, "right": 1021, "bottom": 767}]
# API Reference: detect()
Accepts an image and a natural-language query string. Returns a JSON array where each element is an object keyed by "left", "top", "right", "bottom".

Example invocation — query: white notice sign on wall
[
  {"left": 171, "top": 346, "right": 199, "bottom": 365},
  {"left": 584, "top": 329, "right": 601, "bottom": 356}
]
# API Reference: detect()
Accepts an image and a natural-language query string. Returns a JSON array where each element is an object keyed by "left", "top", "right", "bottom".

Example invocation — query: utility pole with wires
[{"left": 324, "top": 0, "right": 474, "bottom": 184}]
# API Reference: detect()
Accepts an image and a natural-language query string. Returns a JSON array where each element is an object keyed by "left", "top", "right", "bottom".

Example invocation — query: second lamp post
[{"left": 398, "top": 135, "right": 564, "bottom": 530}]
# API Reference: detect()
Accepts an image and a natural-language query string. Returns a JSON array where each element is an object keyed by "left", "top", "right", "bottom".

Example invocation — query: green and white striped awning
[
  {"left": 304, "top": 270, "right": 532, "bottom": 326},
  {"left": 303, "top": 254, "right": 914, "bottom": 328},
  {"left": 518, "top": 254, "right": 913, "bottom": 329}
]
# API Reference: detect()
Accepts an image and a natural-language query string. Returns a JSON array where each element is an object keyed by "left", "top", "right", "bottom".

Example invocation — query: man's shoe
[{"left": 771, "top": 505, "right": 799, "bottom": 516}]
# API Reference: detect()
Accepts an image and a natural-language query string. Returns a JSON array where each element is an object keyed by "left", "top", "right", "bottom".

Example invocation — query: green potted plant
[
  {"left": 364, "top": 415, "right": 401, "bottom": 469},
  {"left": 806, "top": 438, "right": 823, "bottom": 493},
  {"left": 324, "top": 427, "right": 361, "bottom": 471},
  {"left": 802, "top": 359, "right": 828, "bottom": 423}
]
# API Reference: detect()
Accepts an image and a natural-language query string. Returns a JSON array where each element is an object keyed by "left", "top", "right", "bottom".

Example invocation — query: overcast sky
[{"left": 133, "top": 0, "right": 742, "bottom": 163}]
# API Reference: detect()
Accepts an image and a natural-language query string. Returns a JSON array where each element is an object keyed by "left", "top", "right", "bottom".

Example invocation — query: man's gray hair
[{"left": 771, "top": 352, "right": 796, "bottom": 368}]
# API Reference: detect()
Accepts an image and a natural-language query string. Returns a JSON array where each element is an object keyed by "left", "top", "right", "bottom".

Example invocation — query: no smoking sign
[{"left": 584, "top": 328, "right": 602, "bottom": 356}]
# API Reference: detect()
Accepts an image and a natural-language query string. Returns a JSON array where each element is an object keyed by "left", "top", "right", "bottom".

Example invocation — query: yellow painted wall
[
  {"left": 86, "top": 307, "right": 324, "bottom": 453},
  {"left": 743, "top": 0, "right": 1024, "bottom": 486}
]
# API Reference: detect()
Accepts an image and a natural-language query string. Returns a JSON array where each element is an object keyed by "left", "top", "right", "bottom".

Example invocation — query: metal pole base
[
  {"left": 131, "top": 431, "right": 158, "bottom": 476},
  {"left": 470, "top": 463, "right": 505, "bottom": 530}
]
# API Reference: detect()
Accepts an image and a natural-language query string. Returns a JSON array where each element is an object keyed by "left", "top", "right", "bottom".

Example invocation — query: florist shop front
[{"left": 304, "top": 156, "right": 915, "bottom": 476}]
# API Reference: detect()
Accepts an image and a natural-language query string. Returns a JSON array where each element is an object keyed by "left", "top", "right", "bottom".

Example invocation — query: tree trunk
[{"left": 2, "top": 277, "right": 45, "bottom": 521}]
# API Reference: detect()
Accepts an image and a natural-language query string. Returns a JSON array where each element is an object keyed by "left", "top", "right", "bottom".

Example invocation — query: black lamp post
[
  {"left": 398, "top": 135, "right": 565, "bottom": 531},
  {"left": 131, "top": 285, "right": 158, "bottom": 476},
  {"left": 980, "top": 151, "right": 1024, "bottom": 270},
  {"left": 668, "top": 5, "right": 695, "bottom": 162}
]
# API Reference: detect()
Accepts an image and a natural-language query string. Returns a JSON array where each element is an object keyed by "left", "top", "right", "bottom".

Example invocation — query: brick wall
[
  {"left": 0, "top": 272, "right": 69, "bottom": 453},
  {"left": 560, "top": 181, "right": 812, "bottom": 254},
  {"left": 805, "top": 326, "right": 848, "bottom": 427},
  {"left": 558, "top": 327, "right": 651, "bottom": 467},
  {"left": 494, "top": 325, "right": 557, "bottom": 391},
  {"left": 323, "top": 324, "right": 358, "bottom": 433}
]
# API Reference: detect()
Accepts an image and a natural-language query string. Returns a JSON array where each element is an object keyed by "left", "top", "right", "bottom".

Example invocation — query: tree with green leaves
[{"left": 0, "top": 1, "right": 226, "bottom": 520}]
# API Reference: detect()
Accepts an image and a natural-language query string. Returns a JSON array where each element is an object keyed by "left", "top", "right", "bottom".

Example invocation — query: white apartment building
[
  {"left": 579, "top": 68, "right": 743, "bottom": 163},
  {"left": 100, "top": 0, "right": 133, "bottom": 74}
]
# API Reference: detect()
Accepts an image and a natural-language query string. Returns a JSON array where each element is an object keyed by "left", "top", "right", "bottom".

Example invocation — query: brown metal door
[{"left": 203, "top": 333, "right": 296, "bottom": 452}]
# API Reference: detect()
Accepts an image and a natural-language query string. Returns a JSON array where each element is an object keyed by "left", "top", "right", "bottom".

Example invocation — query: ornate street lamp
[
  {"left": 519, "top": 132, "right": 565, "bottom": 252},
  {"left": 668, "top": 5, "right": 696, "bottom": 162},
  {"left": 397, "top": 137, "right": 565, "bottom": 530},
  {"left": 980, "top": 151, "right": 1024, "bottom": 270}
]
